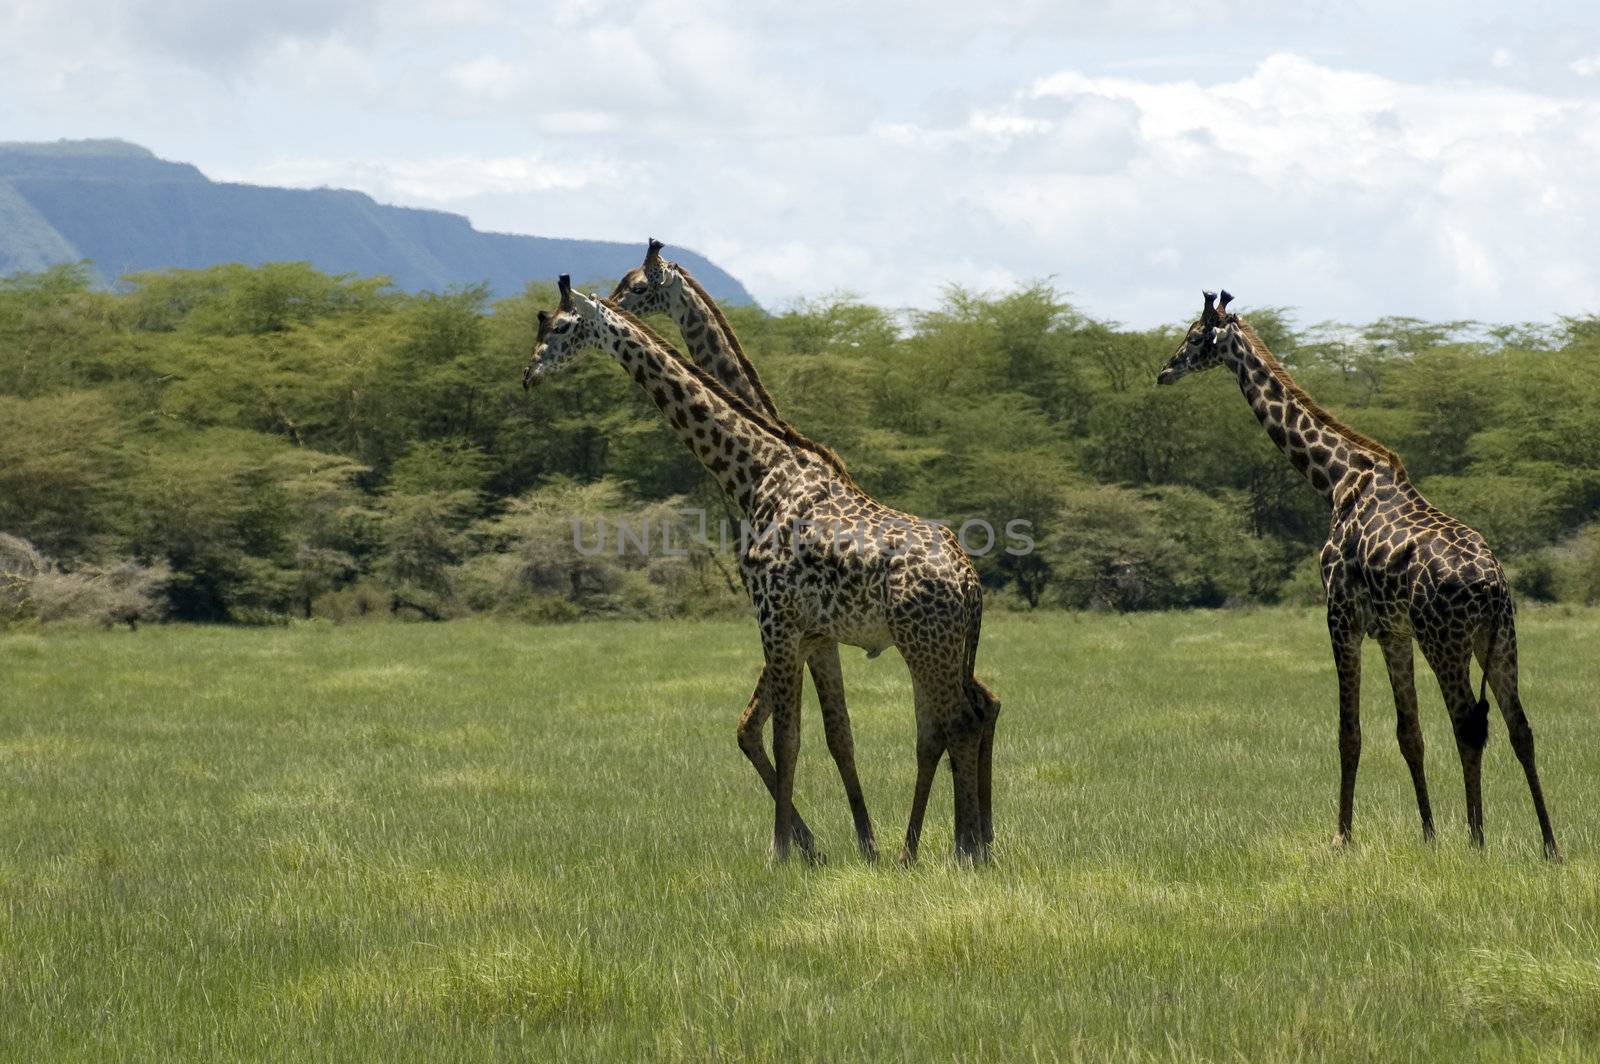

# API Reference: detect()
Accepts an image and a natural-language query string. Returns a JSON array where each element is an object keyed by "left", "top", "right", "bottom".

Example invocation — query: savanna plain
[{"left": 3, "top": 608, "right": 1600, "bottom": 1062}]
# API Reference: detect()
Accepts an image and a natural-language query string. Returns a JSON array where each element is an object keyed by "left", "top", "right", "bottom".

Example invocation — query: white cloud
[
  {"left": 447, "top": 55, "right": 524, "bottom": 100},
  {"left": 215, "top": 152, "right": 628, "bottom": 204},
  {"left": 822, "top": 53, "right": 1600, "bottom": 321},
  {"left": 3, "top": 0, "right": 381, "bottom": 71},
  {"left": 5, "top": 2, "right": 1600, "bottom": 326},
  {"left": 208, "top": 51, "right": 1600, "bottom": 326}
]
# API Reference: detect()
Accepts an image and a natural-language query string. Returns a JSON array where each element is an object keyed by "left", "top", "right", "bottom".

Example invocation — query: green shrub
[
  {"left": 312, "top": 580, "right": 398, "bottom": 623},
  {"left": 1510, "top": 551, "right": 1560, "bottom": 603}
]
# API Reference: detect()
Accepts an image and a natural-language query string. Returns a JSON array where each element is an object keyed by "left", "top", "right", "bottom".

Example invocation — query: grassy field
[{"left": 2, "top": 609, "right": 1599, "bottom": 1061}]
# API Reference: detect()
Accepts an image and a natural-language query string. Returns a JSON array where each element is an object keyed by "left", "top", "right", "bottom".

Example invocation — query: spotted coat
[
  {"left": 528, "top": 277, "right": 999, "bottom": 862},
  {"left": 611, "top": 240, "right": 886, "bottom": 860},
  {"left": 1158, "top": 290, "right": 1558, "bottom": 859}
]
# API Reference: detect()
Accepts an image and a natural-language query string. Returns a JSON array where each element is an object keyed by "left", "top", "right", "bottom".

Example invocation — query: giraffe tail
[
  {"left": 1476, "top": 624, "right": 1495, "bottom": 714},
  {"left": 1468, "top": 609, "right": 1507, "bottom": 750},
  {"left": 966, "top": 676, "right": 1000, "bottom": 728},
  {"left": 961, "top": 583, "right": 998, "bottom": 726}
]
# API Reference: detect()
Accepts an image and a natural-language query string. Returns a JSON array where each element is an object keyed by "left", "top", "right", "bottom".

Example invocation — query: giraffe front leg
[
  {"left": 1328, "top": 614, "right": 1363, "bottom": 847},
  {"left": 760, "top": 640, "right": 810, "bottom": 864},
  {"left": 734, "top": 680, "right": 817, "bottom": 854},
  {"left": 807, "top": 643, "right": 878, "bottom": 861}
]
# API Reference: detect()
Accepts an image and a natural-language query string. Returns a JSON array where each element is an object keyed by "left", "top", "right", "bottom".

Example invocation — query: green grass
[{"left": 2, "top": 608, "right": 1599, "bottom": 1061}]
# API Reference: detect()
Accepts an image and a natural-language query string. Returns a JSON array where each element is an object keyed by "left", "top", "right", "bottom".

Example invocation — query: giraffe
[
  {"left": 612, "top": 239, "right": 771, "bottom": 410},
  {"left": 611, "top": 239, "right": 878, "bottom": 861},
  {"left": 1157, "top": 290, "right": 1559, "bottom": 859},
  {"left": 526, "top": 275, "right": 1000, "bottom": 862}
]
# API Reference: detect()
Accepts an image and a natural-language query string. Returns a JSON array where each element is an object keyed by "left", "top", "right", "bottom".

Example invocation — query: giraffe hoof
[
  {"left": 858, "top": 839, "right": 879, "bottom": 863},
  {"left": 1544, "top": 842, "right": 1564, "bottom": 863},
  {"left": 790, "top": 821, "right": 817, "bottom": 851},
  {"left": 897, "top": 847, "right": 917, "bottom": 867},
  {"left": 1332, "top": 832, "right": 1351, "bottom": 850}
]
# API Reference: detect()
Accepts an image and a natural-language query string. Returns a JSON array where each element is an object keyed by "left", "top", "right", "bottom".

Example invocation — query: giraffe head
[
  {"left": 609, "top": 238, "right": 681, "bottom": 316},
  {"left": 1156, "top": 289, "right": 1236, "bottom": 385},
  {"left": 523, "top": 274, "right": 607, "bottom": 389}
]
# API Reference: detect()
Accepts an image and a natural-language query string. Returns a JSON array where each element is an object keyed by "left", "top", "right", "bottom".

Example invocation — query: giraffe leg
[
  {"left": 807, "top": 643, "right": 878, "bottom": 861},
  {"left": 1327, "top": 618, "right": 1363, "bottom": 847},
  {"left": 734, "top": 679, "right": 817, "bottom": 853},
  {"left": 898, "top": 722, "right": 943, "bottom": 865},
  {"left": 970, "top": 678, "right": 1000, "bottom": 849},
  {"left": 1479, "top": 622, "right": 1561, "bottom": 860},
  {"left": 1424, "top": 643, "right": 1485, "bottom": 848},
  {"left": 946, "top": 719, "right": 986, "bottom": 863},
  {"left": 759, "top": 641, "right": 811, "bottom": 864},
  {"left": 1380, "top": 637, "right": 1434, "bottom": 841},
  {"left": 903, "top": 661, "right": 985, "bottom": 863}
]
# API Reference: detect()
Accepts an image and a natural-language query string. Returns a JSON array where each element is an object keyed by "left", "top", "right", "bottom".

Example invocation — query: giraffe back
[
  {"left": 1324, "top": 470, "right": 1511, "bottom": 647},
  {"left": 742, "top": 461, "right": 982, "bottom": 659}
]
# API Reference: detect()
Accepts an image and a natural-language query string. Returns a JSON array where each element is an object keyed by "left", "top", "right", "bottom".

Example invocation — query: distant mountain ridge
[{"left": 0, "top": 139, "right": 755, "bottom": 304}]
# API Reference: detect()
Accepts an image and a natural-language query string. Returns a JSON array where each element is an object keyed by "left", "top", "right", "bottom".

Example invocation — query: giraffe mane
[
  {"left": 601, "top": 299, "right": 861, "bottom": 489},
  {"left": 1231, "top": 315, "right": 1409, "bottom": 482},
  {"left": 672, "top": 263, "right": 783, "bottom": 423}
]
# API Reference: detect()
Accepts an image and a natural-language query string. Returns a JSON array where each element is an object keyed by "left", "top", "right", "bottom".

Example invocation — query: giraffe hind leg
[
  {"left": 968, "top": 677, "right": 1000, "bottom": 849},
  {"left": 946, "top": 715, "right": 986, "bottom": 863},
  {"left": 1424, "top": 641, "right": 1486, "bottom": 848},
  {"left": 1380, "top": 637, "right": 1434, "bottom": 841},
  {"left": 906, "top": 659, "right": 985, "bottom": 863},
  {"left": 899, "top": 722, "right": 943, "bottom": 865},
  {"left": 1478, "top": 621, "right": 1561, "bottom": 860}
]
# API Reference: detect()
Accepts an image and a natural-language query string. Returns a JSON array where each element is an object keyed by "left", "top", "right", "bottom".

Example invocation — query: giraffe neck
[
  {"left": 594, "top": 302, "right": 792, "bottom": 511},
  {"left": 666, "top": 273, "right": 782, "bottom": 422},
  {"left": 1220, "top": 329, "right": 1396, "bottom": 505}
]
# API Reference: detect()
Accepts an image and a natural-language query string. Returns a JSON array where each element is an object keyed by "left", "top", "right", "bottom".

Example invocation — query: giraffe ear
[{"left": 570, "top": 288, "right": 603, "bottom": 319}]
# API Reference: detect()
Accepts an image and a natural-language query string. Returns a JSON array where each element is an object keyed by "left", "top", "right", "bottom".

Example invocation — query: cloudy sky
[{"left": 3, "top": 1, "right": 1599, "bottom": 325}]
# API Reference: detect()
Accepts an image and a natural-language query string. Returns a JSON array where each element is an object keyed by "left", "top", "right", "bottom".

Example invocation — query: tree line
[{"left": 2, "top": 260, "right": 1597, "bottom": 626}]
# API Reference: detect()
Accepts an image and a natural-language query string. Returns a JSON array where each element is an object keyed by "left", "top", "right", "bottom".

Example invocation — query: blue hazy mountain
[{"left": 0, "top": 139, "right": 754, "bottom": 303}]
